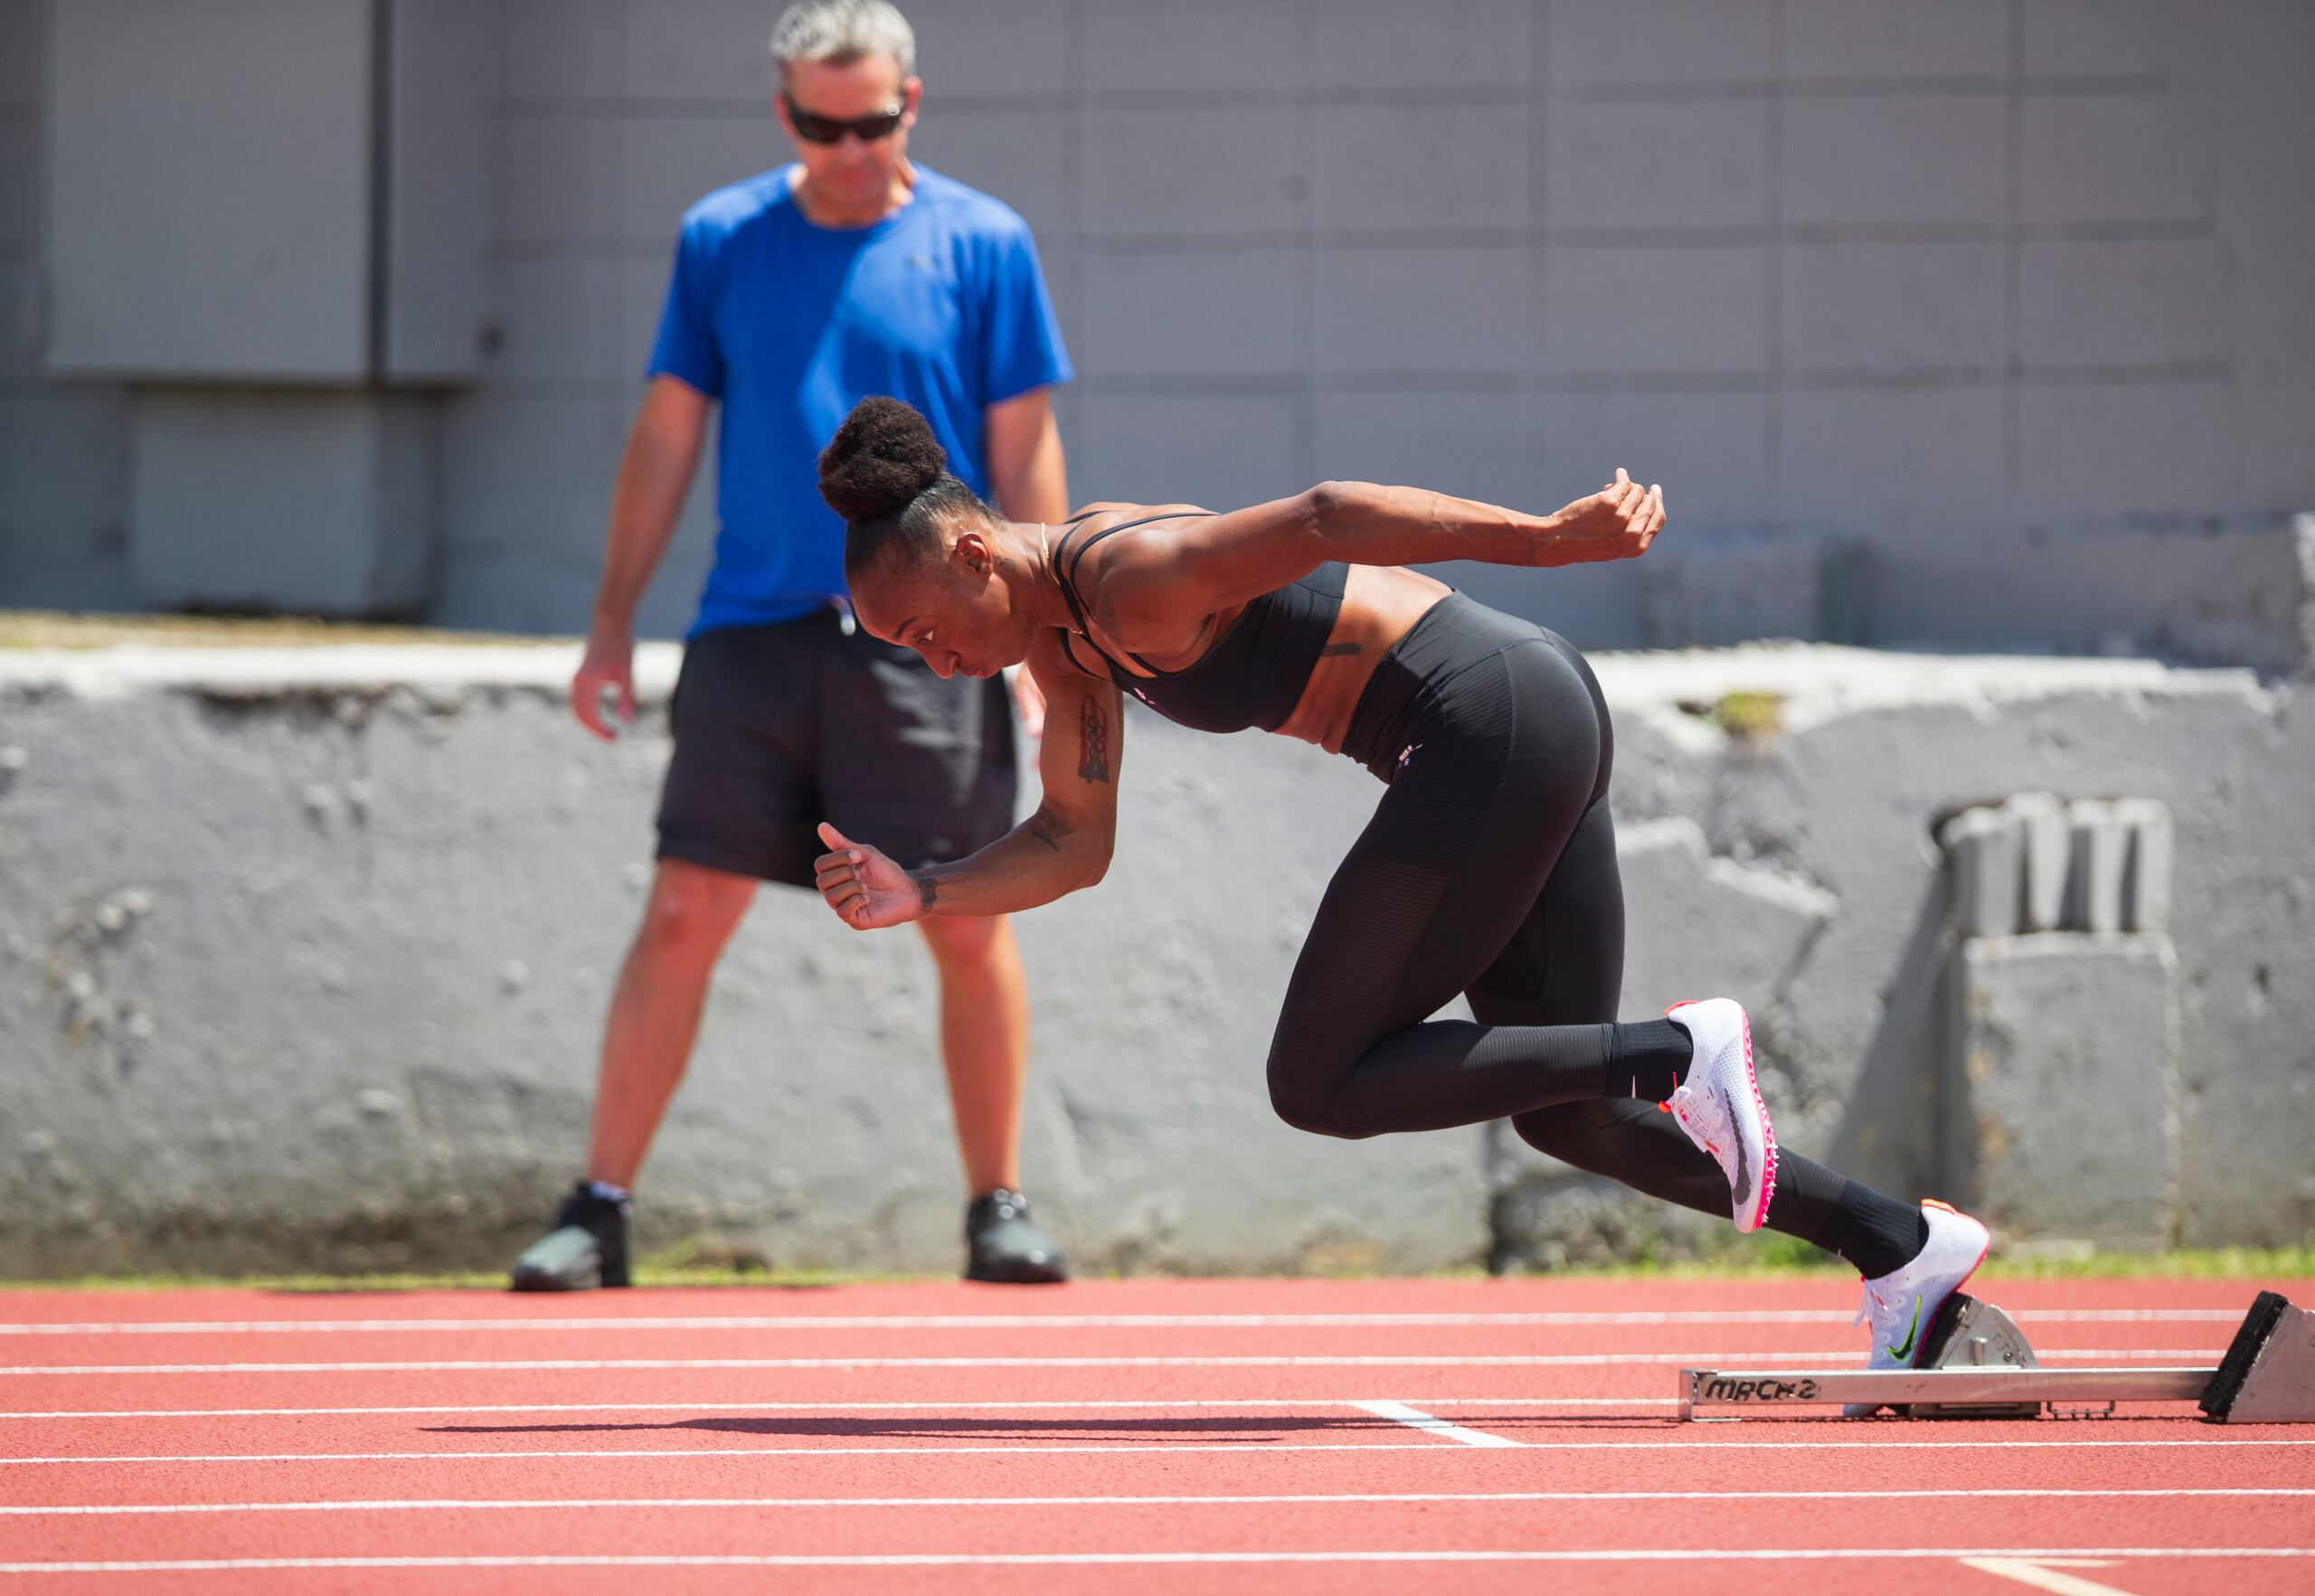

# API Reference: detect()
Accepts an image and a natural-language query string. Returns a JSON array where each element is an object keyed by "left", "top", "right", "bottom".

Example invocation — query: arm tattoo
[
  {"left": 1319, "top": 641, "right": 1363, "bottom": 657},
  {"left": 1027, "top": 804, "right": 1073, "bottom": 855},
  {"left": 912, "top": 872, "right": 940, "bottom": 911},
  {"left": 1077, "top": 695, "right": 1112, "bottom": 784}
]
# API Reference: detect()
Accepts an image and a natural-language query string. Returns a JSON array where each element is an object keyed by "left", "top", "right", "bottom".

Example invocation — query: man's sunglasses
[{"left": 785, "top": 95, "right": 905, "bottom": 146}]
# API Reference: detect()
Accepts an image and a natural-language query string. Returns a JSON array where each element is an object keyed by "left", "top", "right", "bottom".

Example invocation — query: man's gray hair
[{"left": 770, "top": 0, "right": 917, "bottom": 78}]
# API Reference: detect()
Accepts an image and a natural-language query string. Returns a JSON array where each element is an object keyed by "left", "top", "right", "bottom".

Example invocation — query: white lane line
[
  {"left": 0, "top": 1349, "right": 2224, "bottom": 1376},
  {"left": 9, "top": 1437, "right": 2313, "bottom": 1466},
  {"left": 1960, "top": 1557, "right": 2139, "bottom": 1596},
  {"left": 0, "top": 1308, "right": 2250, "bottom": 1336},
  {"left": 7, "top": 1488, "right": 2310, "bottom": 1517},
  {"left": 1349, "top": 1401, "right": 1521, "bottom": 1448},
  {"left": 0, "top": 1396, "right": 1687, "bottom": 1420},
  {"left": 2, "top": 1549, "right": 2308, "bottom": 1573}
]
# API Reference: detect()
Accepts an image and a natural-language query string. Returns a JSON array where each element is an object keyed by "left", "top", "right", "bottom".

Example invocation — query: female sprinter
[{"left": 807, "top": 395, "right": 1985, "bottom": 1369}]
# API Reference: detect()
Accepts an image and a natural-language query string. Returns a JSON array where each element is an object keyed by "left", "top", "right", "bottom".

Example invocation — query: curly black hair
[{"left": 817, "top": 396, "right": 991, "bottom": 576}]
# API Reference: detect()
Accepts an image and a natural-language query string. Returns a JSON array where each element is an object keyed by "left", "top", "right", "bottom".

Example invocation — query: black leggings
[{"left": 1266, "top": 595, "right": 1867, "bottom": 1249}]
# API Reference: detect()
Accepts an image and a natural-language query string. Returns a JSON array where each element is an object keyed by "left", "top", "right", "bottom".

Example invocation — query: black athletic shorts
[{"left": 655, "top": 608, "right": 1018, "bottom": 889}]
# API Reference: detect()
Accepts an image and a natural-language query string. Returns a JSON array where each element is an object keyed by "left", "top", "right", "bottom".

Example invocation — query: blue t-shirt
[{"left": 647, "top": 165, "right": 1073, "bottom": 637}]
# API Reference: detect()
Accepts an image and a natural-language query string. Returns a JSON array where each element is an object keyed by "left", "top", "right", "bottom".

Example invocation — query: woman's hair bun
[{"left": 817, "top": 396, "right": 948, "bottom": 523}]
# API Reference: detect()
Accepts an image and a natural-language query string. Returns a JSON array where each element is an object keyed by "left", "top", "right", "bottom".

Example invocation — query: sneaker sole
[
  {"left": 1668, "top": 999, "right": 1778, "bottom": 1234},
  {"left": 1905, "top": 1198, "right": 1991, "bottom": 1368}
]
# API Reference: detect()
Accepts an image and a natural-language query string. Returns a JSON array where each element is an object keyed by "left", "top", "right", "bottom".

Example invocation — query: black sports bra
[{"left": 1050, "top": 512, "right": 1349, "bottom": 735}]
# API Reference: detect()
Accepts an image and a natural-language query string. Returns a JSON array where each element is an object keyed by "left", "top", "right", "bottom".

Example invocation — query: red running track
[{"left": 0, "top": 1276, "right": 2309, "bottom": 1594}]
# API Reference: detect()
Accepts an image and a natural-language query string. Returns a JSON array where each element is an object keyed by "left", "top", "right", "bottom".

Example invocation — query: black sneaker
[
  {"left": 509, "top": 1181, "right": 631, "bottom": 1291},
  {"left": 964, "top": 1188, "right": 1068, "bottom": 1284}
]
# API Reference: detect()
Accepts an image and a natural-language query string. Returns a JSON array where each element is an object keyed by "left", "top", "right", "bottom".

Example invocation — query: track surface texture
[{"left": 1, "top": 1277, "right": 2309, "bottom": 1593}]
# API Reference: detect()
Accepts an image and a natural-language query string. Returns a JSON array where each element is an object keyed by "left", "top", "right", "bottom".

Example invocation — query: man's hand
[
  {"left": 1008, "top": 666, "right": 1047, "bottom": 743},
  {"left": 1535, "top": 468, "right": 1665, "bottom": 567},
  {"left": 572, "top": 628, "right": 638, "bottom": 740},
  {"left": 814, "top": 823, "right": 927, "bottom": 930}
]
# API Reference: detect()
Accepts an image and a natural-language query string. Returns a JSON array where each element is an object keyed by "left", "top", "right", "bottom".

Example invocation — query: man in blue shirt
[{"left": 513, "top": 0, "right": 1074, "bottom": 1289}]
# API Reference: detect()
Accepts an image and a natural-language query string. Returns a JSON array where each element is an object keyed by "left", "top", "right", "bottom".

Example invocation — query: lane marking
[
  {"left": 9, "top": 1437, "right": 2313, "bottom": 1466},
  {"left": 2, "top": 1396, "right": 1690, "bottom": 1420},
  {"left": 1349, "top": 1401, "right": 1521, "bottom": 1448},
  {"left": 8, "top": 1488, "right": 2309, "bottom": 1518},
  {"left": 1961, "top": 1556, "right": 2138, "bottom": 1595},
  {"left": 1, "top": 1549, "right": 2307, "bottom": 1573},
  {"left": 0, "top": 1308, "right": 2250, "bottom": 1336},
  {"left": 0, "top": 1349, "right": 2225, "bottom": 1376}
]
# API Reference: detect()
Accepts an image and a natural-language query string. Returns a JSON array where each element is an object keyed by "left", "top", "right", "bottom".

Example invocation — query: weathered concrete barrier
[{"left": 2, "top": 639, "right": 2308, "bottom": 1277}]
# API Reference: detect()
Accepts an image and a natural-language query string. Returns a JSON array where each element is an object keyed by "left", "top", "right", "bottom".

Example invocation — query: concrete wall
[
  {"left": 4, "top": 642, "right": 2307, "bottom": 1277},
  {"left": 4, "top": 0, "right": 2313, "bottom": 654}
]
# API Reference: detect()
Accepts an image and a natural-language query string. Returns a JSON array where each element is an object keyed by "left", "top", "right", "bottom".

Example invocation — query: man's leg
[
  {"left": 586, "top": 859, "right": 759, "bottom": 1187},
  {"left": 917, "top": 912, "right": 1028, "bottom": 1196},
  {"left": 511, "top": 859, "right": 755, "bottom": 1290},
  {"left": 919, "top": 911, "right": 1066, "bottom": 1283}
]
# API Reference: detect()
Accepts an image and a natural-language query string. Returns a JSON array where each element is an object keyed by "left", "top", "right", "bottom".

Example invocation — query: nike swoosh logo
[
  {"left": 1887, "top": 1296, "right": 1923, "bottom": 1362},
  {"left": 1731, "top": 1130, "right": 1753, "bottom": 1212}
]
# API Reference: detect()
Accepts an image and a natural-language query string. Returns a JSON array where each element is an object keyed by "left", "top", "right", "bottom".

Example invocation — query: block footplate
[{"left": 1678, "top": 1291, "right": 2315, "bottom": 1422}]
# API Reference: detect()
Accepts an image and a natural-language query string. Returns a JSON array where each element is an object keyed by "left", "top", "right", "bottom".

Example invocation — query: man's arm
[
  {"left": 984, "top": 387, "right": 1068, "bottom": 738},
  {"left": 1090, "top": 471, "right": 1666, "bottom": 643},
  {"left": 815, "top": 633, "right": 1122, "bottom": 928},
  {"left": 572, "top": 376, "right": 713, "bottom": 738}
]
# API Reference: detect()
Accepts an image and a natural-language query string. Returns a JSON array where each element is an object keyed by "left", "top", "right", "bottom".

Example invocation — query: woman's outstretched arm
[
  {"left": 1087, "top": 471, "right": 1664, "bottom": 638},
  {"left": 814, "top": 633, "right": 1124, "bottom": 928}
]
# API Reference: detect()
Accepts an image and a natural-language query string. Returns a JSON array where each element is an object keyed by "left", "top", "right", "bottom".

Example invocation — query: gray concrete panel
[
  {"left": 619, "top": 115, "right": 781, "bottom": 244},
  {"left": 496, "top": 112, "right": 620, "bottom": 247},
  {"left": 1311, "top": 0, "right": 1534, "bottom": 91},
  {"left": 1312, "top": 390, "right": 1535, "bottom": 517},
  {"left": 0, "top": 110, "right": 31, "bottom": 249},
  {"left": 1783, "top": 0, "right": 2012, "bottom": 82},
  {"left": 1541, "top": 245, "right": 1771, "bottom": 376},
  {"left": 2019, "top": 237, "right": 2230, "bottom": 371},
  {"left": 1781, "top": 93, "right": 2010, "bottom": 228},
  {"left": 1072, "top": 392, "right": 1301, "bottom": 510},
  {"left": 2016, "top": 377, "right": 2232, "bottom": 514},
  {"left": 1544, "top": 0, "right": 1776, "bottom": 90},
  {"left": 439, "top": 392, "right": 629, "bottom": 579},
  {"left": 912, "top": 0, "right": 1074, "bottom": 97},
  {"left": 2021, "top": 90, "right": 2209, "bottom": 226},
  {"left": 1780, "top": 382, "right": 2008, "bottom": 522},
  {"left": 127, "top": 389, "right": 439, "bottom": 616},
  {"left": 912, "top": 109, "right": 1073, "bottom": 240},
  {"left": 1535, "top": 388, "right": 1775, "bottom": 528},
  {"left": 1079, "top": 245, "right": 1299, "bottom": 380},
  {"left": 504, "top": 0, "right": 620, "bottom": 103},
  {"left": 1081, "top": 106, "right": 1300, "bottom": 237},
  {"left": 1313, "top": 245, "right": 1530, "bottom": 377},
  {"left": 1082, "top": 0, "right": 1299, "bottom": 96},
  {"left": 383, "top": 0, "right": 499, "bottom": 382},
  {"left": 1543, "top": 98, "right": 1772, "bottom": 232},
  {"left": 1781, "top": 241, "right": 2008, "bottom": 376},
  {"left": 43, "top": 0, "right": 373, "bottom": 380},
  {"left": 1310, "top": 103, "right": 1530, "bottom": 233},
  {"left": 623, "top": 0, "right": 785, "bottom": 102},
  {"left": 491, "top": 255, "right": 627, "bottom": 386},
  {"left": 0, "top": 0, "right": 41, "bottom": 108},
  {"left": 2025, "top": 0, "right": 2200, "bottom": 79}
]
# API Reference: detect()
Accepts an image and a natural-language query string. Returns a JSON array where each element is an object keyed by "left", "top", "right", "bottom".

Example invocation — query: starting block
[{"left": 1679, "top": 1289, "right": 2315, "bottom": 1422}]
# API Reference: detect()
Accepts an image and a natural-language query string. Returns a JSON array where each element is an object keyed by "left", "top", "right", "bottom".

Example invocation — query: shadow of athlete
[{"left": 805, "top": 396, "right": 1996, "bottom": 1376}]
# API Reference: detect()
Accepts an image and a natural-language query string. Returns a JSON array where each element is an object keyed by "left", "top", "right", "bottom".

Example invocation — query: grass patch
[{"left": 0, "top": 609, "right": 556, "bottom": 651}]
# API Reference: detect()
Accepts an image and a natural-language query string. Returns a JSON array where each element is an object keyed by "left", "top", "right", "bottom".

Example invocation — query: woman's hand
[
  {"left": 813, "top": 823, "right": 926, "bottom": 930},
  {"left": 1535, "top": 468, "right": 1665, "bottom": 566}
]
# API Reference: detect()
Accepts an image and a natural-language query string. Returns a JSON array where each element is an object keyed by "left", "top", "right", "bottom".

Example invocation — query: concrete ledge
[{"left": 2, "top": 638, "right": 2308, "bottom": 1275}]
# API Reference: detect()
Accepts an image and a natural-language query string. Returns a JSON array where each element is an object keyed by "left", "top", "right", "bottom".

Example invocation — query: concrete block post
[
  {"left": 1939, "top": 805, "right": 2020, "bottom": 939},
  {"left": 1949, "top": 934, "right": 2178, "bottom": 1247},
  {"left": 2006, "top": 792, "right": 2069, "bottom": 933},
  {"left": 2063, "top": 798, "right": 2127, "bottom": 932},
  {"left": 1939, "top": 793, "right": 2183, "bottom": 1247}
]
